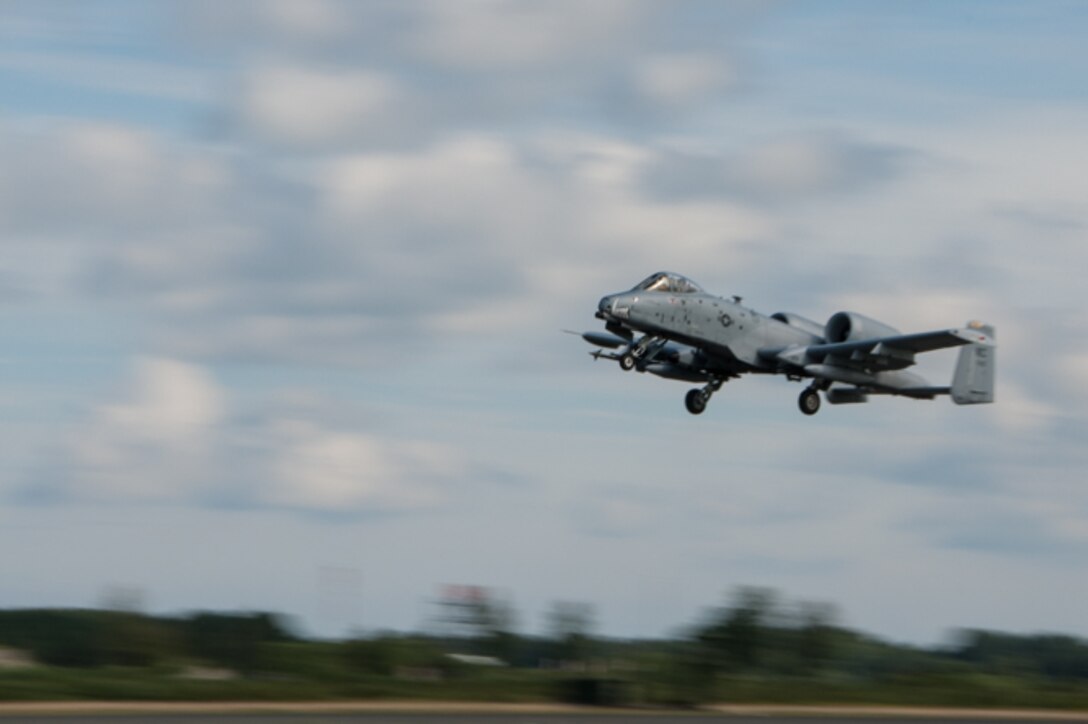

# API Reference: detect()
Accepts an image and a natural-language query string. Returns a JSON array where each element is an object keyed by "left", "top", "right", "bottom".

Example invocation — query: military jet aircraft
[{"left": 581, "top": 271, "right": 995, "bottom": 416}]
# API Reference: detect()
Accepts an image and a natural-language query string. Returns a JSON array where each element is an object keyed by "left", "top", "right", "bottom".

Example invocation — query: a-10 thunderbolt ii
[{"left": 581, "top": 271, "right": 995, "bottom": 416}]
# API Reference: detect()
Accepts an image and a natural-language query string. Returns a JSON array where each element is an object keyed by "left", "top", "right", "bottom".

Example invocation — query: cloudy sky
[{"left": 2, "top": 0, "right": 1087, "bottom": 644}]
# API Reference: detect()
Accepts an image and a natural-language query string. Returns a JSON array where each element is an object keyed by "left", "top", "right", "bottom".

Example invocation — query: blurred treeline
[{"left": 2, "top": 587, "right": 1088, "bottom": 708}]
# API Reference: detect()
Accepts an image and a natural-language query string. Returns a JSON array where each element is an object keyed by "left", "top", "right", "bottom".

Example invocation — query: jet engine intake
[{"left": 825, "top": 312, "right": 900, "bottom": 343}]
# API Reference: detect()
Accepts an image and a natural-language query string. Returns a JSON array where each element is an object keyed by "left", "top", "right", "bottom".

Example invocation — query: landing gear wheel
[
  {"left": 685, "top": 389, "right": 708, "bottom": 415},
  {"left": 798, "top": 388, "right": 821, "bottom": 416},
  {"left": 619, "top": 354, "right": 637, "bottom": 371}
]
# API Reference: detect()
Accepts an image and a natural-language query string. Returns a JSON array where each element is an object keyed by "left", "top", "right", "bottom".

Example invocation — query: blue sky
[{"left": 2, "top": 0, "right": 1088, "bottom": 644}]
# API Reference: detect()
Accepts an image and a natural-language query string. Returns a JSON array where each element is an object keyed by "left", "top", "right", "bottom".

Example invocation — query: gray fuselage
[{"left": 597, "top": 288, "right": 820, "bottom": 374}]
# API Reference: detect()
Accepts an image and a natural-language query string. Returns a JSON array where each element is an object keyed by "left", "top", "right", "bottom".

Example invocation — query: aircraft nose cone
[{"left": 598, "top": 295, "right": 613, "bottom": 314}]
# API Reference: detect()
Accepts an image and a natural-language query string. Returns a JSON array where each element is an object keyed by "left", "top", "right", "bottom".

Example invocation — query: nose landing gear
[{"left": 618, "top": 335, "right": 666, "bottom": 372}]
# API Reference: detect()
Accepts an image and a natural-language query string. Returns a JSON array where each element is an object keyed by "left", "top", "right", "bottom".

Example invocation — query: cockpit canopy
[{"left": 633, "top": 271, "right": 703, "bottom": 294}]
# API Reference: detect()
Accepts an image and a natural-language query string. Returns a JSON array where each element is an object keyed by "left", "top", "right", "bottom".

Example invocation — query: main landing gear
[
  {"left": 684, "top": 379, "right": 723, "bottom": 415},
  {"left": 798, "top": 383, "right": 828, "bottom": 416},
  {"left": 680, "top": 380, "right": 827, "bottom": 416}
]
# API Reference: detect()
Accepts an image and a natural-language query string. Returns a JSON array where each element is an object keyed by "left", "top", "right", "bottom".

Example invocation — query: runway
[
  {"left": 8, "top": 717, "right": 1088, "bottom": 724},
  {"left": 6, "top": 708, "right": 1088, "bottom": 724},
  {"left": 0, "top": 715, "right": 736, "bottom": 723}
]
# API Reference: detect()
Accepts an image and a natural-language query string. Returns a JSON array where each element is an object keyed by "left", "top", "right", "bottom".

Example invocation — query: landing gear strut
[{"left": 685, "top": 378, "right": 723, "bottom": 415}]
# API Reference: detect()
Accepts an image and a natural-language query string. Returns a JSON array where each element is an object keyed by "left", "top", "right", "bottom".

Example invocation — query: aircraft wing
[
  {"left": 765, "top": 323, "right": 995, "bottom": 379},
  {"left": 807, "top": 325, "right": 994, "bottom": 359}
]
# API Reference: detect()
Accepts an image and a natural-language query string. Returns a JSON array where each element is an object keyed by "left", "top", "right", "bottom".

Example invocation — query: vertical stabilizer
[{"left": 952, "top": 322, "right": 995, "bottom": 404}]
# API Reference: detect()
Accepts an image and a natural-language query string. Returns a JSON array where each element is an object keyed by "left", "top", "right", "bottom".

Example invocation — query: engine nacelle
[{"left": 825, "top": 312, "right": 900, "bottom": 343}]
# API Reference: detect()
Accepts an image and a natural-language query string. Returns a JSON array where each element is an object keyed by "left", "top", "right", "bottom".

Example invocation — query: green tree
[
  {"left": 696, "top": 586, "right": 776, "bottom": 673},
  {"left": 795, "top": 601, "right": 838, "bottom": 674},
  {"left": 343, "top": 636, "right": 399, "bottom": 676},
  {"left": 475, "top": 594, "right": 519, "bottom": 662},
  {"left": 546, "top": 601, "right": 596, "bottom": 665},
  {"left": 180, "top": 611, "right": 295, "bottom": 674}
]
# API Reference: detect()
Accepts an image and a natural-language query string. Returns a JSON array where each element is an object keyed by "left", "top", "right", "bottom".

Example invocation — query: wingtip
[{"left": 963, "top": 320, "right": 995, "bottom": 345}]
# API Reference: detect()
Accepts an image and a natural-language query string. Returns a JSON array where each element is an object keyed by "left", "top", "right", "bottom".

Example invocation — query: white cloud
[
  {"left": 406, "top": 0, "right": 646, "bottom": 70},
  {"left": 318, "top": 136, "right": 540, "bottom": 233},
  {"left": 823, "top": 289, "right": 996, "bottom": 334},
  {"left": 633, "top": 53, "right": 738, "bottom": 109},
  {"left": 744, "top": 138, "right": 863, "bottom": 193},
  {"left": 266, "top": 424, "right": 455, "bottom": 512},
  {"left": 0, "top": 121, "right": 231, "bottom": 238},
  {"left": 1055, "top": 351, "right": 1088, "bottom": 393},
  {"left": 65, "top": 358, "right": 223, "bottom": 502},
  {"left": 99, "top": 358, "right": 223, "bottom": 435},
  {"left": 315, "top": 133, "right": 773, "bottom": 336},
  {"left": 988, "top": 380, "right": 1055, "bottom": 433},
  {"left": 32, "top": 359, "right": 476, "bottom": 516},
  {"left": 260, "top": 0, "right": 347, "bottom": 40},
  {"left": 179, "top": 0, "right": 357, "bottom": 49},
  {"left": 236, "top": 64, "right": 412, "bottom": 146}
]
